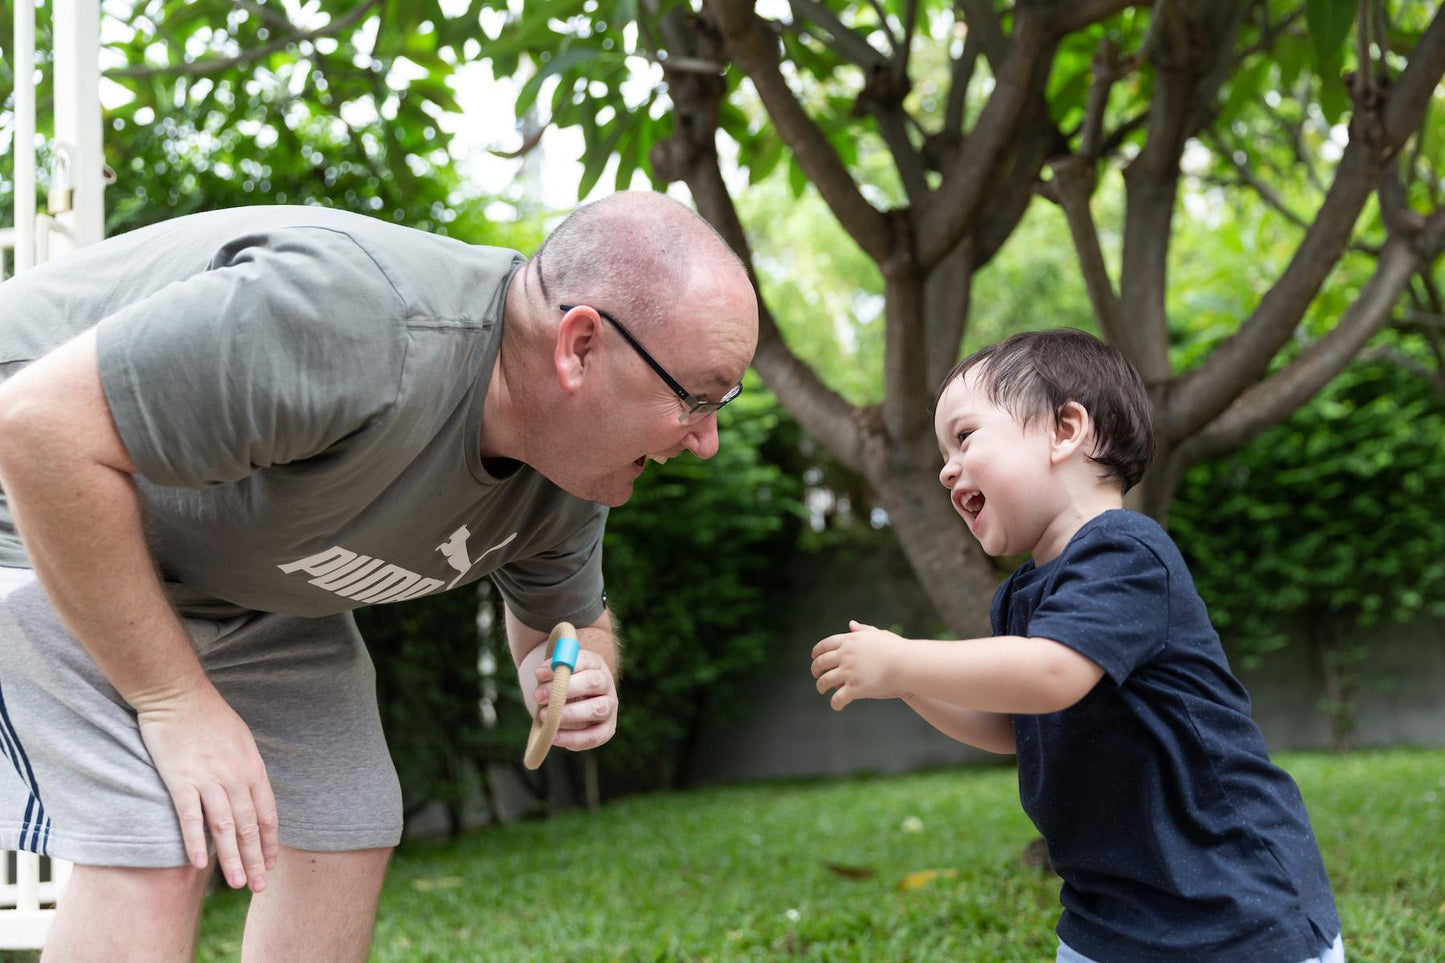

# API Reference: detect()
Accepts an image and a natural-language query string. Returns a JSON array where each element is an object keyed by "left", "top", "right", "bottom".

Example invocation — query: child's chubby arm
[
  {"left": 811, "top": 619, "right": 1104, "bottom": 716},
  {"left": 901, "top": 695, "right": 1019, "bottom": 755}
]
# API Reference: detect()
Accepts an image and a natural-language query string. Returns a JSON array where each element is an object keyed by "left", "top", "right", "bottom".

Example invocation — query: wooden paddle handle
[{"left": 523, "top": 622, "right": 579, "bottom": 770}]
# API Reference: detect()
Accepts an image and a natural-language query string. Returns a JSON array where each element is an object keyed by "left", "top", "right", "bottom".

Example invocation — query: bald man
[{"left": 0, "top": 192, "right": 758, "bottom": 960}]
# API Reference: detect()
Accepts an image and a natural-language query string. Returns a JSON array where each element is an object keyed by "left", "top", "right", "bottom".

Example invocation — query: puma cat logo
[{"left": 437, "top": 526, "right": 518, "bottom": 590}]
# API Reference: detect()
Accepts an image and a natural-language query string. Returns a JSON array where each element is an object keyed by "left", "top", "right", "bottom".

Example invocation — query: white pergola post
[
  {"left": 2, "top": 0, "right": 102, "bottom": 949},
  {"left": 46, "top": 0, "right": 105, "bottom": 254},
  {"left": 13, "top": 0, "right": 38, "bottom": 272}
]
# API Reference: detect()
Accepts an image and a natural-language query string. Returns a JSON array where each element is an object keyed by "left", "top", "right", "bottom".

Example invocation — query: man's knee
[
  {"left": 63, "top": 861, "right": 213, "bottom": 913},
  {"left": 43, "top": 863, "right": 213, "bottom": 961}
]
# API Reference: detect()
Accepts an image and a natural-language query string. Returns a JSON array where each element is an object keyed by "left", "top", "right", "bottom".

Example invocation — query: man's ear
[
  {"left": 554, "top": 305, "right": 603, "bottom": 395},
  {"left": 1050, "top": 401, "right": 1094, "bottom": 464}
]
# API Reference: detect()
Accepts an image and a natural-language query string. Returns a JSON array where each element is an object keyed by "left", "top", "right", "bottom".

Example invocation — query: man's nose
[{"left": 683, "top": 414, "right": 721, "bottom": 460}]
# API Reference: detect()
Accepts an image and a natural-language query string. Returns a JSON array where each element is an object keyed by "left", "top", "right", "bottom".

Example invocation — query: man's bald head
[{"left": 532, "top": 191, "right": 748, "bottom": 336}]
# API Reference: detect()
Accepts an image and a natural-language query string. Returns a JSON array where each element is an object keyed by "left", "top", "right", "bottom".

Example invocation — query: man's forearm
[
  {"left": 0, "top": 334, "right": 209, "bottom": 708},
  {"left": 577, "top": 615, "right": 619, "bottom": 680},
  {"left": 1, "top": 455, "right": 209, "bottom": 706}
]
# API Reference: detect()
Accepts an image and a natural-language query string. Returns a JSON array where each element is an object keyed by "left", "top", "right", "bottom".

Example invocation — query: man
[{"left": 0, "top": 190, "right": 758, "bottom": 960}]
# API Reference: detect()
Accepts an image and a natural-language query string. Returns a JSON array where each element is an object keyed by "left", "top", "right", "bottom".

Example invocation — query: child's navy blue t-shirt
[{"left": 992, "top": 510, "right": 1339, "bottom": 962}]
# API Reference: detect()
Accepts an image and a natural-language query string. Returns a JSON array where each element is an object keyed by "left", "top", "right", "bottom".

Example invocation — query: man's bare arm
[{"left": 0, "top": 329, "right": 278, "bottom": 891}]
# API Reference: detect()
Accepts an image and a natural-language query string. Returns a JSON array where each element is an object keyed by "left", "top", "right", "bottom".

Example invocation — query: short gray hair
[{"left": 533, "top": 192, "right": 740, "bottom": 335}]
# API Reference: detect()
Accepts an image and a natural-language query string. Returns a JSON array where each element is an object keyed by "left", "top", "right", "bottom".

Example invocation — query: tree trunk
[
  {"left": 1307, "top": 609, "right": 1362, "bottom": 753},
  {"left": 874, "top": 461, "right": 996, "bottom": 638}
]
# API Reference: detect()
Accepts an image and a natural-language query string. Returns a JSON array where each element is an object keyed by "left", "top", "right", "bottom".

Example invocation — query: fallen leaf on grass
[
  {"left": 411, "top": 876, "right": 466, "bottom": 891},
  {"left": 895, "top": 868, "right": 959, "bottom": 891},
  {"left": 824, "top": 861, "right": 877, "bottom": 879}
]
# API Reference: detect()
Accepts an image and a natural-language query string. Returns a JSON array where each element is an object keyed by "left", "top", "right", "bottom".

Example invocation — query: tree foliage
[
  {"left": 2, "top": 0, "right": 490, "bottom": 236},
  {"left": 1171, "top": 345, "right": 1445, "bottom": 750}
]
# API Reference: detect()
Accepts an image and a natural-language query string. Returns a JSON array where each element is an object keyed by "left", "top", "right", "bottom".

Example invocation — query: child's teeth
[{"left": 652, "top": 455, "right": 669, "bottom": 465}]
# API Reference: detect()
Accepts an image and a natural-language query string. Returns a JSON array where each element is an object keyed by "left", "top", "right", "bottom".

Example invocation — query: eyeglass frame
[{"left": 559, "top": 303, "right": 743, "bottom": 422}]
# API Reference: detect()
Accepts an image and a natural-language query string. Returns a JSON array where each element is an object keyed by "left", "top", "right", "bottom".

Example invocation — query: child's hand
[{"left": 810, "top": 620, "right": 910, "bottom": 710}]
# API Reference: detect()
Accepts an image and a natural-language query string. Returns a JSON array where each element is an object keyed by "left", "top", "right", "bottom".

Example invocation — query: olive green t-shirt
[{"left": 0, "top": 206, "right": 607, "bottom": 628}]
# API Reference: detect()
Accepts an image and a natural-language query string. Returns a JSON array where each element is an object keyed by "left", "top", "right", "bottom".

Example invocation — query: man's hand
[
  {"left": 136, "top": 685, "right": 279, "bottom": 892},
  {"left": 811, "top": 620, "right": 912, "bottom": 710},
  {"left": 532, "top": 647, "right": 619, "bottom": 751}
]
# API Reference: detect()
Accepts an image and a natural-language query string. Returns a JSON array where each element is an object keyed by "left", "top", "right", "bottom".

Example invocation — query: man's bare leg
[
  {"left": 240, "top": 845, "right": 392, "bottom": 962},
  {"left": 41, "top": 863, "right": 212, "bottom": 963}
]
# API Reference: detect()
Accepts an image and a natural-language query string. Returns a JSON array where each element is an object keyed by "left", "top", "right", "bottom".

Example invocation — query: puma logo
[{"left": 437, "top": 526, "right": 518, "bottom": 590}]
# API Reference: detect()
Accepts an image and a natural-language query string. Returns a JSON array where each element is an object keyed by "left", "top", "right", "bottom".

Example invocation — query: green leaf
[
  {"left": 1305, "top": 0, "right": 1357, "bottom": 70},
  {"left": 787, "top": 152, "right": 807, "bottom": 197},
  {"left": 614, "top": 120, "right": 640, "bottom": 190},
  {"left": 578, "top": 115, "right": 625, "bottom": 199},
  {"left": 1317, "top": 56, "right": 1350, "bottom": 124},
  {"left": 516, "top": 45, "right": 601, "bottom": 117}
]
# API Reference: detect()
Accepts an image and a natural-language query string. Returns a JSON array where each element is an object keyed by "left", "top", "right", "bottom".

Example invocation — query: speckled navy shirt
[{"left": 993, "top": 509, "right": 1339, "bottom": 961}]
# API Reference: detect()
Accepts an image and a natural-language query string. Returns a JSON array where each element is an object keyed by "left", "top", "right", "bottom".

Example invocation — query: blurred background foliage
[{"left": 3, "top": 0, "right": 1444, "bottom": 821}]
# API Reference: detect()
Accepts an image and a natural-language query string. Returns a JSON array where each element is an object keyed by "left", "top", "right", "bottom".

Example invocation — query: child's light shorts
[
  {"left": 0, "top": 566, "right": 402, "bottom": 866},
  {"left": 1057, "top": 934, "right": 1345, "bottom": 963}
]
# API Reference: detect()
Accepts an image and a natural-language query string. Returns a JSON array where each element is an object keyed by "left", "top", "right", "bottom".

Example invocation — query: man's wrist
[{"left": 125, "top": 664, "right": 217, "bottom": 714}]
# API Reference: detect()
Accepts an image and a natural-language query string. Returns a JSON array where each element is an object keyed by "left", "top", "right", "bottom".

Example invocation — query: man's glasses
[{"left": 559, "top": 304, "right": 742, "bottom": 423}]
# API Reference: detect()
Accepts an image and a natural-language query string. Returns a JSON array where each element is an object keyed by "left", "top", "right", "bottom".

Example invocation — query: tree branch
[
  {"left": 106, "top": 0, "right": 381, "bottom": 79},
  {"left": 1119, "top": 0, "right": 1249, "bottom": 384},
  {"left": 898, "top": 0, "right": 919, "bottom": 82},
  {"left": 973, "top": 113, "right": 1064, "bottom": 266},
  {"left": 956, "top": 0, "right": 1009, "bottom": 69},
  {"left": 1168, "top": 7, "right": 1445, "bottom": 440},
  {"left": 882, "top": 246, "right": 932, "bottom": 443},
  {"left": 707, "top": 0, "right": 892, "bottom": 262},
  {"left": 1178, "top": 206, "right": 1445, "bottom": 463},
  {"left": 787, "top": 0, "right": 888, "bottom": 69},
  {"left": 1045, "top": 154, "right": 1126, "bottom": 347},
  {"left": 1058, "top": 0, "right": 1149, "bottom": 35},
  {"left": 943, "top": 26, "right": 980, "bottom": 139},
  {"left": 918, "top": 4, "right": 1059, "bottom": 267},
  {"left": 874, "top": 105, "right": 931, "bottom": 206},
  {"left": 865, "top": 0, "right": 899, "bottom": 55},
  {"left": 924, "top": 235, "right": 975, "bottom": 387}
]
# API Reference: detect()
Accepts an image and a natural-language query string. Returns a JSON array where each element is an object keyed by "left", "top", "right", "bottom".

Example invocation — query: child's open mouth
[{"left": 955, "top": 489, "right": 985, "bottom": 528}]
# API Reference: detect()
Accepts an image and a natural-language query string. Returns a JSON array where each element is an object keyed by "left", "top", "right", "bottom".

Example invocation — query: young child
[{"left": 810, "top": 329, "right": 1343, "bottom": 962}]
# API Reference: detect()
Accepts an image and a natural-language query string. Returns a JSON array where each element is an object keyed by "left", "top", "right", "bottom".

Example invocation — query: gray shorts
[{"left": 0, "top": 567, "right": 402, "bottom": 867}]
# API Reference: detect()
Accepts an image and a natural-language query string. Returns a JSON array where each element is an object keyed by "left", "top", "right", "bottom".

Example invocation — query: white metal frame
[
  {"left": 0, "top": 855, "right": 72, "bottom": 950},
  {"left": 3, "top": 0, "right": 105, "bottom": 949}
]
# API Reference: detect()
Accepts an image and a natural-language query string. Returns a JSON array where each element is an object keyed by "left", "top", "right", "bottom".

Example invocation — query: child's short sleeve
[{"left": 1023, "top": 532, "right": 1169, "bottom": 684}]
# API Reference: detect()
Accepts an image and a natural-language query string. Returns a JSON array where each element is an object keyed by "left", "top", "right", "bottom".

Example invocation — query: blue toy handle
[{"left": 551, "top": 634, "right": 580, "bottom": 671}]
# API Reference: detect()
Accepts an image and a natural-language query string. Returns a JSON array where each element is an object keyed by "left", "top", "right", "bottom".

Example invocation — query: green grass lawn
[{"left": 180, "top": 748, "right": 1445, "bottom": 962}]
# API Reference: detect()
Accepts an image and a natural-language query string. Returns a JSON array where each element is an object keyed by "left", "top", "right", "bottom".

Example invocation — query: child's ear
[{"left": 1050, "top": 401, "right": 1093, "bottom": 464}]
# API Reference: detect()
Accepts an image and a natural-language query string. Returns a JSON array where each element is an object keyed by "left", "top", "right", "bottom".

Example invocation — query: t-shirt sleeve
[
  {"left": 490, "top": 503, "right": 609, "bottom": 632},
  {"left": 95, "top": 227, "right": 407, "bottom": 488},
  {"left": 1024, "top": 532, "right": 1170, "bottom": 684}
]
